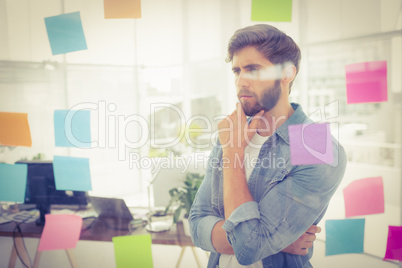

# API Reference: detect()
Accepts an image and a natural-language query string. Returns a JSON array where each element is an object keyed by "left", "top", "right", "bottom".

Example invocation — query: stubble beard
[{"left": 240, "top": 79, "right": 282, "bottom": 116}]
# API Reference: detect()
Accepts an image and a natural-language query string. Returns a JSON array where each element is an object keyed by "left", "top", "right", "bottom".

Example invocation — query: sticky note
[
  {"left": 38, "top": 214, "right": 83, "bottom": 251},
  {"left": 44, "top": 12, "right": 87, "bottom": 55},
  {"left": 288, "top": 123, "right": 333, "bottom": 165},
  {"left": 0, "top": 112, "right": 32, "bottom": 147},
  {"left": 384, "top": 226, "right": 402, "bottom": 261},
  {"left": 104, "top": 0, "right": 141, "bottom": 19},
  {"left": 54, "top": 110, "right": 91, "bottom": 148},
  {"left": 345, "top": 61, "right": 388, "bottom": 104},
  {"left": 0, "top": 163, "right": 28, "bottom": 202},
  {"left": 343, "top": 177, "right": 384, "bottom": 218},
  {"left": 251, "top": 0, "right": 292, "bottom": 22},
  {"left": 53, "top": 156, "right": 92, "bottom": 191},
  {"left": 325, "top": 219, "right": 365, "bottom": 256},
  {"left": 113, "top": 235, "right": 153, "bottom": 268}
]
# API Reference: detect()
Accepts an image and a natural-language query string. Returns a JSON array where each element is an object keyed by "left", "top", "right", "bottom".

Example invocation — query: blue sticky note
[
  {"left": 53, "top": 156, "right": 92, "bottom": 191},
  {"left": 54, "top": 110, "right": 91, "bottom": 148},
  {"left": 326, "top": 219, "right": 365, "bottom": 256},
  {"left": 45, "top": 12, "right": 88, "bottom": 55},
  {"left": 0, "top": 163, "right": 28, "bottom": 202}
]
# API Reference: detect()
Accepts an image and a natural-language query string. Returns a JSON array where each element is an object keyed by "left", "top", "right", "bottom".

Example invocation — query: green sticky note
[
  {"left": 113, "top": 235, "right": 153, "bottom": 268},
  {"left": 251, "top": 0, "right": 292, "bottom": 22}
]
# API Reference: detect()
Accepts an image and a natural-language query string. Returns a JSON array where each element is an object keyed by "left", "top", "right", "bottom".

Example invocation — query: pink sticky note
[
  {"left": 343, "top": 176, "right": 384, "bottom": 218},
  {"left": 288, "top": 123, "right": 333, "bottom": 165},
  {"left": 345, "top": 61, "right": 388, "bottom": 104},
  {"left": 384, "top": 226, "right": 402, "bottom": 262},
  {"left": 38, "top": 214, "right": 83, "bottom": 251}
]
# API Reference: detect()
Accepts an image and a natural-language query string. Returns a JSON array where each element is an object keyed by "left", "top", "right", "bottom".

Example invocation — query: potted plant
[{"left": 164, "top": 172, "right": 204, "bottom": 235}]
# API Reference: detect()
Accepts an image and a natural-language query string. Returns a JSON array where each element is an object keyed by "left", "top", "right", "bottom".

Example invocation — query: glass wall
[{"left": 301, "top": 0, "right": 401, "bottom": 265}]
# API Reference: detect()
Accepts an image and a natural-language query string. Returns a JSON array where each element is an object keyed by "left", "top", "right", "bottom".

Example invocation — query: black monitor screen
[{"left": 17, "top": 160, "right": 88, "bottom": 224}]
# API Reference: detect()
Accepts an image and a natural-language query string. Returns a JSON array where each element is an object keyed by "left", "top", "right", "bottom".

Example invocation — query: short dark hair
[{"left": 226, "top": 24, "right": 301, "bottom": 91}]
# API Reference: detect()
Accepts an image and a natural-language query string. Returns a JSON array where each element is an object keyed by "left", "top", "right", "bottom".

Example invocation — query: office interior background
[{"left": 0, "top": 0, "right": 401, "bottom": 267}]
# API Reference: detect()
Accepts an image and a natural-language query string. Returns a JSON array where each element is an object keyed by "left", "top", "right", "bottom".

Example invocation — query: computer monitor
[{"left": 16, "top": 160, "right": 88, "bottom": 225}]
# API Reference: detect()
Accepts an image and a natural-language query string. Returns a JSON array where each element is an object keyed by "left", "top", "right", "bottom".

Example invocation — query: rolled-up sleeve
[
  {"left": 192, "top": 215, "right": 222, "bottom": 253},
  {"left": 222, "top": 201, "right": 260, "bottom": 233}
]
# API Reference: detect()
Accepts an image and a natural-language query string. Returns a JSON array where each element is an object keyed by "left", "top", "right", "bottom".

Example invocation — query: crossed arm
[
  {"left": 213, "top": 103, "right": 321, "bottom": 258},
  {"left": 189, "top": 104, "right": 344, "bottom": 264},
  {"left": 212, "top": 220, "right": 321, "bottom": 256}
]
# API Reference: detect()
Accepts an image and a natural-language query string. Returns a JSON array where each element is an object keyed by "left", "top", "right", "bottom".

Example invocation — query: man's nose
[{"left": 236, "top": 72, "right": 250, "bottom": 88}]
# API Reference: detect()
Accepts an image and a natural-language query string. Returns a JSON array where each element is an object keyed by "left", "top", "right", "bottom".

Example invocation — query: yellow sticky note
[
  {"left": 0, "top": 112, "right": 32, "bottom": 147},
  {"left": 113, "top": 235, "right": 153, "bottom": 268},
  {"left": 104, "top": 0, "right": 141, "bottom": 19},
  {"left": 251, "top": 0, "right": 292, "bottom": 22}
]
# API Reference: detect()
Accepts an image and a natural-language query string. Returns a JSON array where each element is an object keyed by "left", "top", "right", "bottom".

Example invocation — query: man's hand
[
  {"left": 218, "top": 102, "right": 264, "bottom": 155},
  {"left": 281, "top": 225, "right": 321, "bottom": 255}
]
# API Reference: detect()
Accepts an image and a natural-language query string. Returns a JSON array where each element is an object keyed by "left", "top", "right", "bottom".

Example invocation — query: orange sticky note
[
  {"left": 0, "top": 112, "right": 32, "bottom": 147},
  {"left": 104, "top": 0, "right": 141, "bottom": 19},
  {"left": 38, "top": 214, "right": 83, "bottom": 251}
]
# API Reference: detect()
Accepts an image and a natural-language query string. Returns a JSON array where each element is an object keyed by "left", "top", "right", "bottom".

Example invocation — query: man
[{"left": 188, "top": 24, "right": 347, "bottom": 268}]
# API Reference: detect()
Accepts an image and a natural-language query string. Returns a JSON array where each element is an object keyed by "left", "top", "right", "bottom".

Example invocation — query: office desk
[
  {"left": 1, "top": 217, "right": 201, "bottom": 268},
  {"left": 0, "top": 217, "right": 192, "bottom": 244}
]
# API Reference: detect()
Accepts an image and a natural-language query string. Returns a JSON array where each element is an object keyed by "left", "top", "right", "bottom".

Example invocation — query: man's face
[{"left": 232, "top": 46, "right": 282, "bottom": 116}]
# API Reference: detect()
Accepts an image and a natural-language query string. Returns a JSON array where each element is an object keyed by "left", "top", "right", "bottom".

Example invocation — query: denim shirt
[{"left": 188, "top": 103, "right": 347, "bottom": 268}]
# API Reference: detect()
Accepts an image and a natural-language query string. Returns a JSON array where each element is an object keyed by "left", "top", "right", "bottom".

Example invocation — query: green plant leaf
[
  {"left": 173, "top": 207, "right": 182, "bottom": 223},
  {"left": 165, "top": 172, "right": 205, "bottom": 223}
]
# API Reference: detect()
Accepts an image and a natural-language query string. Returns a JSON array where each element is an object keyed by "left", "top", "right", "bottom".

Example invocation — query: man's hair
[{"left": 226, "top": 24, "right": 301, "bottom": 92}]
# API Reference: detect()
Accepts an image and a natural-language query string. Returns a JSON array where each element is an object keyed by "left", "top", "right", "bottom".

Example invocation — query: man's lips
[{"left": 240, "top": 95, "right": 253, "bottom": 99}]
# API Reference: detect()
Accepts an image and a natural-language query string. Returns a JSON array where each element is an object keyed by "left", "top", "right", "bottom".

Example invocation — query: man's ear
[{"left": 282, "top": 64, "right": 296, "bottom": 84}]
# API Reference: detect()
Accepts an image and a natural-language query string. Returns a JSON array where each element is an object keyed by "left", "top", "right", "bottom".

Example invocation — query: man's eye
[{"left": 249, "top": 68, "right": 258, "bottom": 73}]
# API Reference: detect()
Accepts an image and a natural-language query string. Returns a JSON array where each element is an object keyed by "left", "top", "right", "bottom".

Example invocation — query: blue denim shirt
[{"left": 188, "top": 103, "right": 347, "bottom": 268}]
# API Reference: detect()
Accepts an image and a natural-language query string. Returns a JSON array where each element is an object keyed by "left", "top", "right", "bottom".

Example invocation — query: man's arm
[
  {"left": 212, "top": 221, "right": 321, "bottom": 256},
  {"left": 211, "top": 221, "right": 234, "bottom": 254},
  {"left": 215, "top": 103, "right": 329, "bottom": 261},
  {"left": 217, "top": 103, "right": 262, "bottom": 219},
  {"left": 215, "top": 104, "right": 347, "bottom": 265},
  {"left": 220, "top": 155, "right": 346, "bottom": 265}
]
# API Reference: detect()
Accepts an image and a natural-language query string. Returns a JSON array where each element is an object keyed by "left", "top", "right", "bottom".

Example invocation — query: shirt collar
[{"left": 274, "top": 102, "right": 308, "bottom": 144}]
